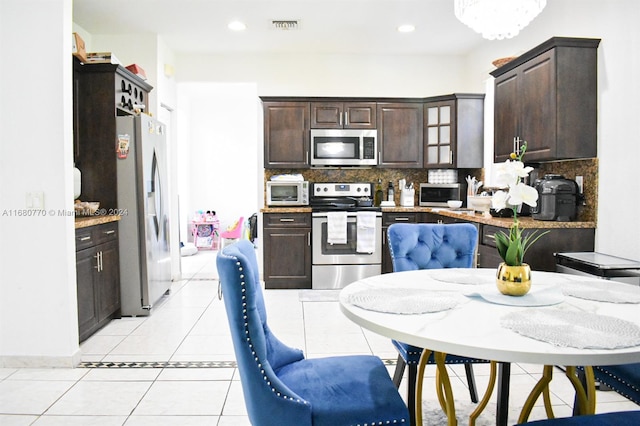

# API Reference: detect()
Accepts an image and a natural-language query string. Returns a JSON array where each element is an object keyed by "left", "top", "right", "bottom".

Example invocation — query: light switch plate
[{"left": 26, "top": 191, "right": 44, "bottom": 209}]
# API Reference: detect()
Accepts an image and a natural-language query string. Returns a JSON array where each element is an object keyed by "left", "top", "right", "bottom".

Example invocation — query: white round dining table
[{"left": 339, "top": 268, "right": 640, "bottom": 426}]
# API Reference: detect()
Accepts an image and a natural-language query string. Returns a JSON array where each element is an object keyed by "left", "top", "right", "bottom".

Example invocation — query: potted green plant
[{"left": 491, "top": 142, "right": 548, "bottom": 295}]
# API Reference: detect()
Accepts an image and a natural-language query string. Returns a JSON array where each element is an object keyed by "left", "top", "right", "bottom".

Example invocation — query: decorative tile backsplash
[
  {"left": 536, "top": 158, "right": 598, "bottom": 222},
  {"left": 265, "top": 158, "right": 597, "bottom": 222}
]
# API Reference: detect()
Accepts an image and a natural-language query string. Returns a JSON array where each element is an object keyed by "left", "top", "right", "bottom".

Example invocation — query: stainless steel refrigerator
[{"left": 116, "top": 114, "right": 171, "bottom": 316}]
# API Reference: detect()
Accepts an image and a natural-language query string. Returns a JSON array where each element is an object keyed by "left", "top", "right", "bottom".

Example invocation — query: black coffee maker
[{"left": 531, "top": 174, "right": 579, "bottom": 221}]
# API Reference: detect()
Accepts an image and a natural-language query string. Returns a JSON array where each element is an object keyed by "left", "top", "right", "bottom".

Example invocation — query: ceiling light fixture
[
  {"left": 397, "top": 24, "right": 415, "bottom": 33},
  {"left": 454, "top": 0, "right": 546, "bottom": 40},
  {"left": 228, "top": 20, "right": 247, "bottom": 31}
]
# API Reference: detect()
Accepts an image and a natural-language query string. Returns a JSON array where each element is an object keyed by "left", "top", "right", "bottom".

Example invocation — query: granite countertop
[
  {"left": 261, "top": 207, "right": 313, "bottom": 214},
  {"left": 261, "top": 206, "right": 595, "bottom": 229},
  {"left": 382, "top": 207, "right": 596, "bottom": 229},
  {"left": 75, "top": 215, "right": 121, "bottom": 229}
]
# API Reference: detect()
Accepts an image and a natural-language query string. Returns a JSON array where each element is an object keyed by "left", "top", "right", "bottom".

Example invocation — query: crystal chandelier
[{"left": 454, "top": 0, "right": 547, "bottom": 40}]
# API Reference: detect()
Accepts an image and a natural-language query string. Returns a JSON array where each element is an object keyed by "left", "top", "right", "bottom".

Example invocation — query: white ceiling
[{"left": 72, "top": 0, "right": 486, "bottom": 56}]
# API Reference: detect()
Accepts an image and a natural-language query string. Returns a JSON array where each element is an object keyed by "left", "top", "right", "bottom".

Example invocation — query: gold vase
[{"left": 496, "top": 263, "right": 531, "bottom": 296}]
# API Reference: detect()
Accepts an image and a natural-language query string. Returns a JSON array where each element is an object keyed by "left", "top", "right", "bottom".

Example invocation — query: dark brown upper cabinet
[
  {"left": 491, "top": 37, "right": 601, "bottom": 163},
  {"left": 377, "top": 102, "right": 424, "bottom": 168},
  {"left": 310, "top": 102, "right": 376, "bottom": 129},
  {"left": 423, "top": 94, "right": 484, "bottom": 169},
  {"left": 263, "top": 101, "right": 310, "bottom": 168},
  {"left": 74, "top": 60, "right": 152, "bottom": 210}
]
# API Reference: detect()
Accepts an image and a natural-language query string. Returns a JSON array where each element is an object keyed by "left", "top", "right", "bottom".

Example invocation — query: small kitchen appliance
[
  {"left": 266, "top": 180, "right": 309, "bottom": 206},
  {"left": 310, "top": 129, "right": 377, "bottom": 167},
  {"left": 419, "top": 183, "right": 464, "bottom": 207},
  {"left": 531, "top": 174, "right": 579, "bottom": 221}
]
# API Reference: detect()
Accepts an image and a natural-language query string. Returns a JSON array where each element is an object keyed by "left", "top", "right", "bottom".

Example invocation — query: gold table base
[{"left": 413, "top": 350, "right": 596, "bottom": 426}]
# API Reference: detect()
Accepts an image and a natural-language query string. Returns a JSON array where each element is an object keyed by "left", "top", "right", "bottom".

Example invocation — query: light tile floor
[{"left": 1, "top": 250, "right": 636, "bottom": 425}]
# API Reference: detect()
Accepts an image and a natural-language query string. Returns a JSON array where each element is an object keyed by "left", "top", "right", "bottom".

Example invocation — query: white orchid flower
[
  {"left": 491, "top": 190, "right": 510, "bottom": 211},
  {"left": 494, "top": 160, "right": 532, "bottom": 188},
  {"left": 508, "top": 182, "right": 539, "bottom": 208}
]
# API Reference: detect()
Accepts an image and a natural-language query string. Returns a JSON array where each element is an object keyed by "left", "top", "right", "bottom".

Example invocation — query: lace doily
[
  {"left": 561, "top": 278, "right": 640, "bottom": 304},
  {"left": 347, "top": 288, "right": 460, "bottom": 314},
  {"left": 429, "top": 270, "right": 495, "bottom": 286},
  {"left": 501, "top": 309, "right": 640, "bottom": 349}
]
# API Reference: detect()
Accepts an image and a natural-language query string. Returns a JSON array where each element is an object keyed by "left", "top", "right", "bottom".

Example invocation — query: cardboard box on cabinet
[
  {"left": 125, "top": 64, "right": 147, "bottom": 80},
  {"left": 72, "top": 32, "right": 86, "bottom": 62}
]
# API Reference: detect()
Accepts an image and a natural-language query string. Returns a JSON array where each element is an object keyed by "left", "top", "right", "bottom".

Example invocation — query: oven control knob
[{"left": 357, "top": 187, "right": 361, "bottom": 192}]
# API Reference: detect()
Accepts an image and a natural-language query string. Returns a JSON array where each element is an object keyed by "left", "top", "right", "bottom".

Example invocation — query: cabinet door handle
[
  {"left": 394, "top": 217, "right": 410, "bottom": 222},
  {"left": 340, "top": 112, "right": 343, "bottom": 126},
  {"left": 79, "top": 236, "right": 91, "bottom": 241},
  {"left": 279, "top": 218, "right": 295, "bottom": 222},
  {"left": 344, "top": 111, "right": 349, "bottom": 126},
  {"left": 94, "top": 252, "right": 103, "bottom": 272},
  {"left": 308, "top": 232, "right": 311, "bottom": 246},
  {"left": 449, "top": 151, "right": 453, "bottom": 164},
  {"left": 104, "top": 230, "right": 115, "bottom": 235}
]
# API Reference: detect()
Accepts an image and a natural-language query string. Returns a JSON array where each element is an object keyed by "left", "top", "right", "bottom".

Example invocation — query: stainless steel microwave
[
  {"left": 310, "top": 129, "right": 377, "bottom": 166},
  {"left": 266, "top": 181, "right": 310, "bottom": 206},
  {"left": 419, "top": 183, "right": 463, "bottom": 207}
]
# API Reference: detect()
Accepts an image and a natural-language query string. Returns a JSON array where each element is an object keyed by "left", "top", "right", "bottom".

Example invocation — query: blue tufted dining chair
[
  {"left": 387, "top": 222, "right": 489, "bottom": 420},
  {"left": 584, "top": 363, "right": 640, "bottom": 405},
  {"left": 516, "top": 410, "right": 640, "bottom": 425},
  {"left": 216, "top": 240, "right": 410, "bottom": 426}
]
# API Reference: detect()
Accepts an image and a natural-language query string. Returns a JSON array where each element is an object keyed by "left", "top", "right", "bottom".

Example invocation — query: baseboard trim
[{"left": 1, "top": 349, "right": 82, "bottom": 368}]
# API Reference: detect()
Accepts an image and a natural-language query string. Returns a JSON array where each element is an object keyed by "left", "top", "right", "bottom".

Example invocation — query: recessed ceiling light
[
  {"left": 397, "top": 24, "right": 415, "bottom": 33},
  {"left": 228, "top": 21, "right": 247, "bottom": 31}
]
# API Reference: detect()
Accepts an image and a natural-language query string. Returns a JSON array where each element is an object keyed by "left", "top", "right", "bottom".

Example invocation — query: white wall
[
  {"left": 177, "top": 83, "right": 261, "bottom": 236},
  {"left": 177, "top": 53, "right": 470, "bottom": 97},
  {"left": 0, "top": 0, "right": 80, "bottom": 367}
]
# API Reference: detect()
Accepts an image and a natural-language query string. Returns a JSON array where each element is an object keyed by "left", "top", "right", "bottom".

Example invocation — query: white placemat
[
  {"left": 428, "top": 269, "right": 495, "bottom": 285},
  {"left": 465, "top": 284, "right": 565, "bottom": 307},
  {"left": 501, "top": 309, "right": 640, "bottom": 349},
  {"left": 560, "top": 277, "right": 640, "bottom": 304},
  {"left": 347, "top": 288, "right": 460, "bottom": 314}
]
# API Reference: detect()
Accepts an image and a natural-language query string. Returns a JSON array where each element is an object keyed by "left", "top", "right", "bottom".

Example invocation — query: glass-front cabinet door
[{"left": 424, "top": 100, "right": 455, "bottom": 168}]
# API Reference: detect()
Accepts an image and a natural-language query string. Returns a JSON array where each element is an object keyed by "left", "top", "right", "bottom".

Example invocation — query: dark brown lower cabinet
[
  {"left": 382, "top": 212, "right": 420, "bottom": 274},
  {"left": 478, "top": 225, "right": 595, "bottom": 271},
  {"left": 263, "top": 213, "right": 312, "bottom": 289},
  {"left": 75, "top": 221, "right": 121, "bottom": 342}
]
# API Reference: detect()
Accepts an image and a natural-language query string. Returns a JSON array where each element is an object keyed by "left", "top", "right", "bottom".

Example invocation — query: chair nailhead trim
[
  {"left": 231, "top": 257, "right": 307, "bottom": 406},
  {"left": 594, "top": 367, "right": 640, "bottom": 404}
]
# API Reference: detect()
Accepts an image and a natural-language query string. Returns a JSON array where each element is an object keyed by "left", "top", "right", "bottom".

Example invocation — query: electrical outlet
[{"left": 575, "top": 176, "right": 584, "bottom": 193}]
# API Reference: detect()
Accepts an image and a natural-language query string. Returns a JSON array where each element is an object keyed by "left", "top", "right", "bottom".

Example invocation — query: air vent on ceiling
[{"left": 271, "top": 20, "right": 300, "bottom": 31}]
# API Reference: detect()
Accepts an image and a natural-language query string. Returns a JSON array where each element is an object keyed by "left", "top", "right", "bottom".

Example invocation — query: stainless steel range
[{"left": 310, "top": 183, "right": 382, "bottom": 289}]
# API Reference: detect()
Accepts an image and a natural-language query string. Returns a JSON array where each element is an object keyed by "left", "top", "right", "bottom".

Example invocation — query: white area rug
[{"left": 421, "top": 400, "right": 497, "bottom": 426}]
